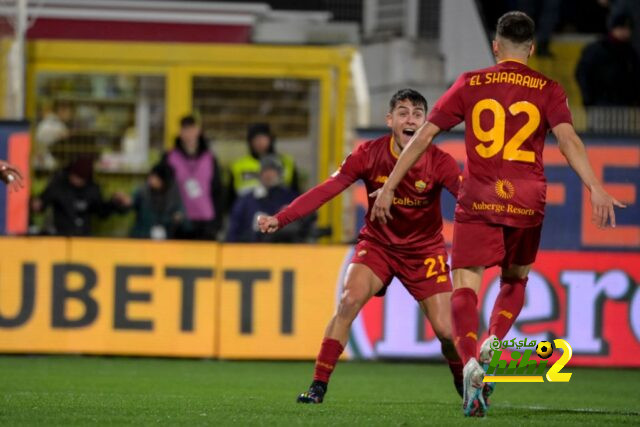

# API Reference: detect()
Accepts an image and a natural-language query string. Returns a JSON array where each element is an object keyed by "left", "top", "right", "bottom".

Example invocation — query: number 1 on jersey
[
  {"left": 471, "top": 99, "right": 539, "bottom": 163},
  {"left": 424, "top": 255, "right": 447, "bottom": 279}
]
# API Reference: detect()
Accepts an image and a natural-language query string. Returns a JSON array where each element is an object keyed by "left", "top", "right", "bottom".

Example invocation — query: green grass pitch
[{"left": 0, "top": 356, "right": 638, "bottom": 425}]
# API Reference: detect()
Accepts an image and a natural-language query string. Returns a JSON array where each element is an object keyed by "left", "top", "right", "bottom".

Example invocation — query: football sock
[
  {"left": 451, "top": 287, "right": 479, "bottom": 365},
  {"left": 489, "top": 276, "right": 528, "bottom": 340},
  {"left": 313, "top": 338, "right": 344, "bottom": 384},
  {"left": 446, "top": 356, "right": 464, "bottom": 394},
  {"left": 441, "top": 339, "right": 463, "bottom": 387}
]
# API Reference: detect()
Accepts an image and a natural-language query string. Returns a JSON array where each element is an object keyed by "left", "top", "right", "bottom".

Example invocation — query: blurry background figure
[
  {"left": 575, "top": 11, "right": 640, "bottom": 107},
  {"left": 227, "top": 123, "right": 300, "bottom": 210},
  {"left": 227, "top": 155, "right": 312, "bottom": 243},
  {"left": 162, "top": 115, "right": 223, "bottom": 240},
  {"left": 129, "top": 162, "right": 183, "bottom": 240},
  {"left": 516, "top": 0, "right": 561, "bottom": 56},
  {"left": 34, "top": 101, "right": 72, "bottom": 169},
  {"left": 30, "top": 156, "right": 129, "bottom": 236}
]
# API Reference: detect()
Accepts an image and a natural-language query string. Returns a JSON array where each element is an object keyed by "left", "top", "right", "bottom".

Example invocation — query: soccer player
[
  {"left": 371, "top": 12, "right": 626, "bottom": 417},
  {"left": 258, "top": 89, "right": 463, "bottom": 404}
]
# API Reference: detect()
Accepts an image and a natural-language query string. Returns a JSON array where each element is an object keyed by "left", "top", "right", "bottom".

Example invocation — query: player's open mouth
[{"left": 402, "top": 129, "right": 416, "bottom": 136}]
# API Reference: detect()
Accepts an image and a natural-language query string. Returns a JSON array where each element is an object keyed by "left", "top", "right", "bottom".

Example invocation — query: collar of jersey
[
  {"left": 389, "top": 135, "right": 400, "bottom": 159},
  {"left": 498, "top": 58, "right": 527, "bottom": 65}
]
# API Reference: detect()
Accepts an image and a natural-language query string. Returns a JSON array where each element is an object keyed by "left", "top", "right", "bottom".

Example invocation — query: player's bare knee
[
  {"left": 431, "top": 317, "right": 453, "bottom": 341},
  {"left": 452, "top": 267, "right": 483, "bottom": 291},
  {"left": 337, "top": 289, "right": 366, "bottom": 319}
]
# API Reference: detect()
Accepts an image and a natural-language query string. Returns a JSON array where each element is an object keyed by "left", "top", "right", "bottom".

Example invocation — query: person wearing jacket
[
  {"left": 129, "top": 162, "right": 184, "bottom": 239},
  {"left": 227, "top": 123, "right": 300, "bottom": 210},
  {"left": 575, "top": 11, "right": 640, "bottom": 107},
  {"left": 161, "top": 115, "right": 223, "bottom": 240},
  {"left": 227, "top": 155, "right": 308, "bottom": 243},
  {"left": 31, "top": 156, "right": 128, "bottom": 236}
]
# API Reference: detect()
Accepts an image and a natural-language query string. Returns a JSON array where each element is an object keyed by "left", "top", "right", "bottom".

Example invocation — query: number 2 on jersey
[
  {"left": 471, "top": 99, "right": 540, "bottom": 163},
  {"left": 424, "top": 255, "right": 446, "bottom": 279}
]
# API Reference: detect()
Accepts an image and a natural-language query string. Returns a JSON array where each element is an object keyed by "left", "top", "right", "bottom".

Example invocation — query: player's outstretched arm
[
  {"left": 553, "top": 123, "right": 626, "bottom": 228},
  {"left": 0, "top": 160, "right": 24, "bottom": 192},
  {"left": 256, "top": 177, "right": 351, "bottom": 234},
  {"left": 371, "top": 122, "right": 442, "bottom": 224}
]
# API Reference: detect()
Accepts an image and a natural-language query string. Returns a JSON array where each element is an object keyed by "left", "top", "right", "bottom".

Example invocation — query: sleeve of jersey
[
  {"left": 274, "top": 147, "right": 364, "bottom": 228},
  {"left": 427, "top": 74, "right": 466, "bottom": 130},
  {"left": 436, "top": 151, "right": 462, "bottom": 198},
  {"left": 545, "top": 82, "right": 573, "bottom": 128}
]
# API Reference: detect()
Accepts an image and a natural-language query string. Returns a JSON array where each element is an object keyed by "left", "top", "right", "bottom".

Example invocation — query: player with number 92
[{"left": 371, "top": 11, "right": 624, "bottom": 417}]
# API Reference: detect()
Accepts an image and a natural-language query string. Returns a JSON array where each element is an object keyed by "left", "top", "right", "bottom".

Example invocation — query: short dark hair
[
  {"left": 150, "top": 162, "right": 174, "bottom": 184},
  {"left": 609, "top": 11, "right": 633, "bottom": 30},
  {"left": 247, "top": 123, "right": 273, "bottom": 142},
  {"left": 496, "top": 11, "right": 535, "bottom": 44},
  {"left": 180, "top": 115, "right": 197, "bottom": 128},
  {"left": 389, "top": 89, "right": 428, "bottom": 112}
]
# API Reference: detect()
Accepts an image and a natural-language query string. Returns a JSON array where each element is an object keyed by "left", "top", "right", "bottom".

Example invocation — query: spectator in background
[
  {"left": 600, "top": 0, "right": 640, "bottom": 55},
  {"left": 30, "top": 156, "right": 129, "bottom": 236},
  {"left": 227, "top": 155, "right": 310, "bottom": 243},
  {"left": 516, "top": 0, "right": 561, "bottom": 56},
  {"left": 162, "top": 115, "right": 223, "bottom": 240},
  {"left": 227, "top": 123, "right": 300, "bottom": 209},
  {"left": 576, "top": 11, "right": 640, "bottom": 106},
  {"left": 34, "top": 101, "right": 73, "bottom": 169},
  {"left": 129, "top": 163, "right": 184, "bottom": 239}
]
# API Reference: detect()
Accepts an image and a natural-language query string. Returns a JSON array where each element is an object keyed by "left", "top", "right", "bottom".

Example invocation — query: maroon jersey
[
  {"left": 276, "top": 134, "right": 460, "bottom": 253},
  {"left": 428, "top": 60, "right": 573, "bottom": 227}
]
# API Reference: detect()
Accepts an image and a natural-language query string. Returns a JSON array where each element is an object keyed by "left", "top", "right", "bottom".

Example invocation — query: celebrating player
[
  {"left": 258, "top": 89, "right": 463, "bottom": 404},
  {"left": 371, "top": 12, "right": 626, "bottom": 417}
]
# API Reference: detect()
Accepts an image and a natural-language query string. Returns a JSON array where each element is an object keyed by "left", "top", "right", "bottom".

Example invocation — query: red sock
[
  {"left": 489, "top": 277, "right": 528, "bottom": 340},
  {"left": 447, "top": 358, "right": 464, "bottom": 388},
  {"left": 440, "top": 340, "right": 463, "bottom": 388},
  {"left": 313, "top": 338, "right": 344, "bottom": 383},
  {"left": 451, "top": 287, "right": 479, "bottom": 365}
]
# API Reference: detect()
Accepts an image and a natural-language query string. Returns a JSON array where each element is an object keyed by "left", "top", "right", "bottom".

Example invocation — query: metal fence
[{"left": 574, "top": 107, "right": 640, "bottom": 135}]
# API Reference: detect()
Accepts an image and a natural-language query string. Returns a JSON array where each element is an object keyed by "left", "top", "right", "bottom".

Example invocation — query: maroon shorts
[
  {"left": 451, "top": 221, "right": 542, "bottom": 270},
  {"left": 350, "top": 239, "right": 452, "bottom": 301}
]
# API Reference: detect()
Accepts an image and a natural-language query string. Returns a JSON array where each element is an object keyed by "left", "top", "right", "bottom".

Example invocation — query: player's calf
[{"left": 439, "top": 339, "right": 463, "bottom": 398}]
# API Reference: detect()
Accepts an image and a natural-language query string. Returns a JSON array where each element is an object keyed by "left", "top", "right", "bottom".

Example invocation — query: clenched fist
[{"left": 257, "top": 215, "right": 279, "bottom": 233}]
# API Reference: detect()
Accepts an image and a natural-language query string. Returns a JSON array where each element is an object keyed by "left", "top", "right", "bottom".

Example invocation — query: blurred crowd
[
  {"left": 30, "top": 116, "right": 319, "bottom": 243},
  {"left": 481, "top": 0, "right": 640, "bottom": 106}
]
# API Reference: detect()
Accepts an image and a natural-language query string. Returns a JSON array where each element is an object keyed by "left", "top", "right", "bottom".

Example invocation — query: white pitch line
[{"left": 499, "top": 403, "right": 640, "bottom": 416}]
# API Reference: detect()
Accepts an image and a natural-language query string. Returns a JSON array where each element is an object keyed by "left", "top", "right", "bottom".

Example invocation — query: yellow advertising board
[
  {"left": 0, "top": 238, "right": 219, "bottom": 357},
  {"left": 218, "top": 244, "right": 349, "bottom": 359},
  {"left": 0, "top": 238, "right": 350, "bottom": 359},
  {"left": 0, "top": 237, "right": 69, "bottom": 348}
]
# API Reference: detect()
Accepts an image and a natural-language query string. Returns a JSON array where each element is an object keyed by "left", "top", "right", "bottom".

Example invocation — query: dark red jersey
[
  {"left": 275, "top": 134, "right": 460, "bottom": 253},
  {"left": 428, "top": 60, "right": 573, "bottom": 227}
]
